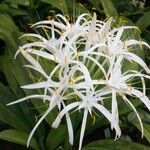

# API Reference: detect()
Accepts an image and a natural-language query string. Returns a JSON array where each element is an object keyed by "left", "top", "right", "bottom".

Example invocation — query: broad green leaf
[
  {"left": 0, "top": 17, "right": 54, "bottom": 131},
  {"left": 41, "top": 0, "right": 68, "bottom": 13},
  {"left": 0, "top": 103, "right": 28, "bottom": 131},
  {"left": 0, "top": 56, "right": 2, "bottom": 71},
  {"left": 46, "top": 125, "right": 67, "bottom": 150},
  {"left": 29, "top": 0, "right": 39, "bottom": 8},
  {"left": 4, "top": 0, "right": 29, "bottom": 5},
  {"left": 41, "top": 0, "right": 88, "bottom": 15},
  {"left": 0, "top": 14, "right": 18, "bottom": 33},
  {"left": 101, "top": 0, "right": 118, "bottom": 18},
  {"left": 128, "top": 110, "right": 150, "bottom": 144},
  {"left": 83, "top": 139, "right": 150, "bottom": 150},
  {"left": 133, "top": 121, "right": 150, "bottom": 144},
  {"left": 0, "top": 129, "right": 40, "bottom": 150},
  {"left": 0, "top": 4, "right": 28, "bottom": 16},
  {"left": 64, "top": 0, "right": 89, "bottom": 16},
  {"left": 136, "top": 11, "right": 150, "bottom": 31}
]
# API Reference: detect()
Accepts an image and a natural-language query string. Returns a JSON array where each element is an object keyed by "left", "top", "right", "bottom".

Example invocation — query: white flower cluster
[{"left": 8, "top": 13, "right": 150, "bottom": 150}]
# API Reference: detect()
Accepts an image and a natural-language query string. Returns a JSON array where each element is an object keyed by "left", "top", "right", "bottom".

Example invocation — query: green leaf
[
  {"left": 4, "top": 0, "right": 29, "bottom": 5},
  {"left": 46, "top": 125, "right": 67, "bottom": 150},
  {"left": 101, "top": 0, "right": 118, "bottom": 18},
  {"left": 41, "top": 0, "right": 88, "bottom": 15},
  {"left": 0, "top": 129, "right": 40, "bottom": 150},
  {"left": 83, "top": 139, "right": 150, "bottom": 150},
  {"left": 128, "top": 110, "right": 150, "bottom": 144},
  {"left": 87, "top": 0, "right": 101, "bottom": 12},
  {"left": 0, "top": 4, "right": 28, "bottom": 16},
  {"left": 29, "top": 0, "right": 39, "bottom": 8},
  {"left": 0, "top": 83, "right": 30, "bottom": 132},
  {"left": 136, "top": 11, "right": 150, "bottom": 31},
  {"left": 0, "top": 103, "right": 29, "bottom": 132},
  {"left": 41, "top": 0, "right": 68, "bottom": 13},
  {"left": 0, "top": 14, "right": 18, "bottom": 33}
]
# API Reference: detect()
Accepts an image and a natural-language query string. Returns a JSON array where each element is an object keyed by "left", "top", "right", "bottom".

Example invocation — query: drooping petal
[
  {"left": 7, "top": 94, "right": 51, "bottom": 106},
  {"left": 130, "top": 88, "right": 150, "bottom": 111},
  {"left": 52, "top": 102, "right": 81, "bottom": 128},
  {"left": 78, "top": 109, "right": 88, "bottom": 150},
  {"left": 123, "top": 52, "right": 150, "bottom": 73},
  {"left": 21, "top": 81, "right": 59, "bottom": 89},
  {"left": 111, "top": 90, "right": 120, "bottom": 139}
]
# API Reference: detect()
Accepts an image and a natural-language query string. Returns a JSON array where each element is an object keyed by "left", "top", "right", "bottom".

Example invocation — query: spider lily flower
[
  {"left": 104, "top": 26, "right": 150, "bottom": 73},
  {"left": 95, "top": 57, "right": 150, "bottom": 137},
  {"left": 32, "top": 13, "right": 91, "bottom": 40},
  {"left": 7, "top": 12, "right": 150, "bottom": 150},
  {"left": 52, "top": 89, "right": 121, "bottom": 150},
  {"left": 7, "top": 60, "right": 93, "bottom": 147}
]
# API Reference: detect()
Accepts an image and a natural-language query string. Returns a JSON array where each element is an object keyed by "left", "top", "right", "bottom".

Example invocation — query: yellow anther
[
  {"left": 136, "top": 27, "right": 141, "bottom": 33},
  {"left": 92, "top": 7, "right": 96, "bottom": 10},
  {"left": 47, "top": 16, "right": 51, "bottom": 20},
  {"left": 28, "top": 23, "right": 33, "bottom": 28},
  {"left": 76, "top": 52, "right": 79, "bottom": 60},
  {"left": 49, "top": 10, "right": 55, "bottom": 13},
  {"left": 59, "top": 3, "right": 63, "bottom": 7},
  {"left": 120, "top": 18, "right": 127, "bottom": 23},
  {"left": 65, "top": 14, "right": 70, "bottom": 20},
  {"left": 128, "top": 84, "right": 132, "bottom": 91},
  {"left": 127, "top": 47, "right": 132, "bottom": 52},
  {"left": 42, "top": 27, "right": 48, "bottom": 33},
  {"left": 92, "top": 114, "right": 96, "bottom": 125},
  {"left": 35, "top": 115, "right": 38, "bottom": 123},
  {"left": 69, "top": 76, "right": 74, "bottom": 86}
]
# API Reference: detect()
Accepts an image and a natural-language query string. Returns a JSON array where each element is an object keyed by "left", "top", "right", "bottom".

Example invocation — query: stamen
[
  {"left": 47, "top": 16, "right": 51, "bottom": 20},
  {"left": 92, "top": 114, "right": 96, "bottom": 125}
]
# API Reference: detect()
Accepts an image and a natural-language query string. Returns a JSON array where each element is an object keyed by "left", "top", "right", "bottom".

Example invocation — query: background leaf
[
  {"left": 83, "top": 139, "right": 150, "bottom": 150},
  {"left": 0, "top": 129, "right": 40, "bottom": 150}
]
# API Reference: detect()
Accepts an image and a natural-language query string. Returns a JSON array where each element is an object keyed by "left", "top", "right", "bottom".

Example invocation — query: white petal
[
  {"left": 21, "top": 33, "right": 47, "bottom": 42},
  {"left": 21, "top": 81, "right": 59, "bottom": 89},
  {"left": 78, "top": 109, "right": 88, "bottom": 150},
  {"left": 7, "top": 94, "right": 50, "bottom": 106},
  {"left": 52, "top": 102, "right": 81, "bottom": 128},
  {"left": 26, "top": 49, "right": 55, "bottom": 61},
  {"left": 65, "top": 112, "right": 74, "bottom": 145},
  {"left": 111, "top": 90, "right": 121, "bottom": 139},
  {"left": 130, "top": 88, "right": 150, "bottom": 111},
  {"left": 23, "top": 65, "right": 48, "bottom": 78},
  {"left": 125, "top": 39, "right": 150, "bottom": 49},
  {"left": 32, "top": 20, "right": 67, "bottom": 30},
  {"left": 124, "top": 52, "right": 150, "bottom": 73},
  {"left": 19, "top": 48, "right": 45, "bottom": 72}
]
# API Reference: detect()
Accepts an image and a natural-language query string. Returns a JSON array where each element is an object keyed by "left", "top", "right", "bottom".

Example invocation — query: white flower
[
  {"left": 52, "top": 89, "right": 120, "bottom": 150},
  {"left": 95, "top": 57, "right": 150, "bottom": 137},
  {"left": 7, "top": 12, "right": 150, "bottom": 150}
]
